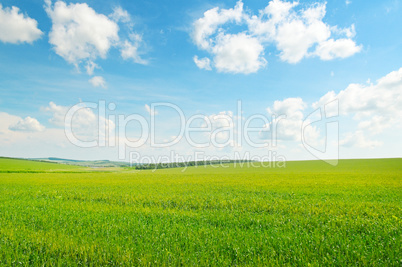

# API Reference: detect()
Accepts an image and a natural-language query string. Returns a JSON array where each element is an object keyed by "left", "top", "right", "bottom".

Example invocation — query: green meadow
[
  {"left": 0, "top": 157, "right": 82, "bottom": 172},
  {"left": 0, "top": 158, "right": 401, "bottom": 265}
]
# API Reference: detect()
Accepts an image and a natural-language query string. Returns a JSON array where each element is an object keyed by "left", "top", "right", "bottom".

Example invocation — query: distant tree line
[{"left": 135, "top": 160, "right": 254, "bottom": 170}]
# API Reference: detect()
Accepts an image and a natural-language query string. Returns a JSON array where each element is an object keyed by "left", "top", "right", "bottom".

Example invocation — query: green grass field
[
  {"left": 0, "top": 157, "right": 83, "bottom": 172},
  {"left": 0, "top": 158, "right": 401, "bottom": 265}
]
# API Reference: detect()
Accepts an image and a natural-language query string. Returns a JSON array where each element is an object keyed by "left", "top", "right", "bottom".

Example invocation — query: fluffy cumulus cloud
[
  {"left": 89, "top": 76, "right": 107, "bottom": 88},
  {"left": 120, "top": 34, "right": 148, "bottom": 64},
  {"left": 109, "top": 6, "right": 131, "bottom": 23},
  {"left": 44, "top": 1, "right": 146, "bottom": 84},
  {"left": 45, "top": 101, "right": 96, "bottom": 128},
  {"left": 206, "top": 111, "right": 235, "bottom": 144},
  {"left": 0, "top": 110, "right": 119, "bottom": 159},
  {"left": 260, "top": 68, "right": 402, "bottom": 150},
  {"left": 258, "top": 1, "right": 331, "bottom": 63},
  {"left": 43, "top": 101, "right": 68, "bottom": 127},
  {"left": 45, "top": 0, "right": 119, "bottom": 65},
  {"left": 315, "top": 38, "right": 362, "bottom": 60},
  {"left": 0, "top": 4, "right": 43, "bottom": 44},
  {"left": 43, "top": 101, "right": 115, "bottom": 144},
  {"left": 313, "top": 67, "right": 402, "bottom": 137},
  {"left": 9, "top": 116, "right": 45, "bottom": 132},
  {"left": 212, "top": 33, "right": 266, "bottom": 74},
  {"left": 266, "top": 97, "right": 320, "bottom": 142},
  {"left": 193, "top": 1, "right": 244, "bottom": 50},
  {"left": 263, "top": 67, "right": 402, "bottom": 149},
  {"left": 192, "top": 0, "right": 361, "bottom": 73},
  {"left": 85, "top": 61, "right": 99, "bottom": 75},
  {"left": 192, "top": 1, "right": 265, "bottom": 74},
  {"left": 0, "top": 112, "right": 57, "bottom": 149},
  {"left": 193, "top": 56, "right": 212, "bottom": 71},
  {"left": 339, "top": 131, "right": 382, "bottom": 148}
]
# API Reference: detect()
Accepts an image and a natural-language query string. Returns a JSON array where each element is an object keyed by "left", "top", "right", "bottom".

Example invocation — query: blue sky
[{"left": 0, "top": 0, "right": 401, "bottom": 162}]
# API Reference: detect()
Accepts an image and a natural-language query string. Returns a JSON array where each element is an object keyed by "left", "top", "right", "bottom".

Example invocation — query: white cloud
[
  {"left": 192, "top": 1, "right": 265, "bottom": 74},
  {"left": 120, "top": 34, "right": 147, "bottom": 64},
  {"left": 308, "top": 67, "right": 402, "bottom": 148},
  {"left": 45, "top": 1, "right": 147, "bottom": 76},
  {"left": 109, "top": 6, "right": 130, "bottom": 23},
  {"left": 0, "top": 112, "right": 63, "bottom": 149},
  {"left": 192, "top": 1, "right": 244, "bottom": 51},
  {"left": 249, "top": 0, "right": 361, "bottom": 63},
  {"left": 192, "top": 0, "right": 361, "bottom": 73},
  {"left": 0, "top": 4, "right": 43, "bottom": 44},
  {"left": 315, "top": 38, "right": 362, "bottom": 60},
  {"left": 9, "top": 117, "right": 45, "bottom": 132},
  {"left": 205, "top": 111, "right": 236, "bottom": 146},
  {"left": 45, "top": 1, "right": 149, "bottom": 74},
  {"left": 212, "top": 33, "right": 267, "bottom": 74},
  {"left": 45, "top": 1, "right": 119, "bottom": 65},
  {"left": 85, "top": 61, "right": 99, "bottom": 75},
  {"left": 263, "top": 97, "right": 323, "bottom": 149},
  {"left": 313, "top": 67, "right": 402, "bottom": 135},
  {"left": 331, "top": 24, "right": 356, "bottom": 38},
  {"left": 267, "top": 97, "right": 308, "bottom": 141},
  {"left": 0, "top": 111, "right": 119, "bottom": 159},
  {"left": 262, "top": 69, "right": 401, "bottom": 149},
  {"left": 0, "top": 112, "right": 18, "bottom": 135},
  {"left": 89, "top": 76, "right": 107, "bottom": 88},
  {"left": 43, "top": 102, "right": 115, "bottom": 143},
  {"left": 44, "top": 102, "right": 96, "bottom": 130},
  {"left": 357, "top": 115, "right": 387, "bottom": 135},
  {"left": 193, "top": 56, "right": 212, "bottom": 70},
  {"left": 340, "top": 131, "right": 382, "bottom": 148},
  {"left": 270, "top": 2, "right": 331, "bottom": 63},
  {"left": 43, "top": 101, "right": 68, "bottom": 127},
  {"left": 268, "top": 97, "right": 306, "bottom": 119}
]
